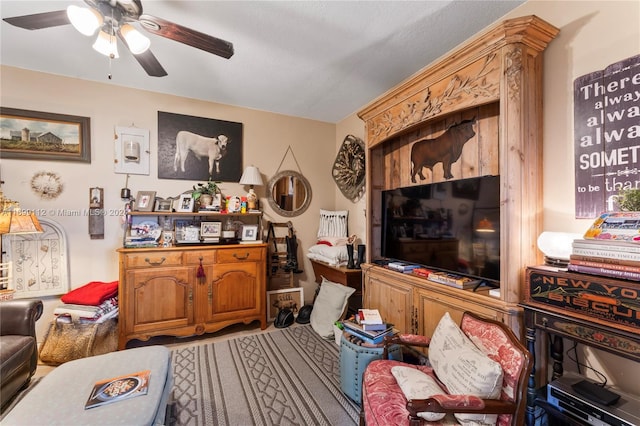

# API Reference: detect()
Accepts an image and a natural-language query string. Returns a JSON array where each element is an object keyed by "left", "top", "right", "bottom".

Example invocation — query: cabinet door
[
  {"left": 124, "top": 267, "right": 195, "bottom": 334},
  {"left": 363, "top": 272, "right": 413, "bottom": 333},
  {"left": 203, "top": 262, "right": 261, "bottom": 323},
  {"left": 413, "top": 287, "right": 498, "bottom": 337}
]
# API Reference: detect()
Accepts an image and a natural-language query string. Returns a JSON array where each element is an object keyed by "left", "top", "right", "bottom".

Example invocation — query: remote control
[{"left": 571, "top": 380, "right": 620, "bottom": 406}]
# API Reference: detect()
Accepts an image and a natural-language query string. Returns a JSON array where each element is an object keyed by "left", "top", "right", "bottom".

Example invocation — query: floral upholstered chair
[{"left": 360, "top": 311, "right": 532, "bottom": 426}]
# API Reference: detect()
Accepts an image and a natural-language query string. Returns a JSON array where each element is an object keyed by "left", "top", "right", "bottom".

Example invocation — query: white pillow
[
  {"left": 428, "top": 312, "right": 503, "bottom": 425},
  {"left": 309, "top": 277, "right": 355, "bottom": 338},
  {"left": 316, "top": 236, "right": 351, "bottom": 246},
  {"left": 307, "top": 244, "right": 349, "bottom": 264},
  {"left": 391, "top": 366, "right": 447, "bottom": 422}
]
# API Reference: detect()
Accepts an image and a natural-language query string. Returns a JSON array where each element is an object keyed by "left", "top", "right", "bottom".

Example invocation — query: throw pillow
[
  {"left": 391, "top": 366, "right": 447, "bottom": 422},
  {"left": 307, "top": 244, "right": 349, "bottom": 265},
  {"left": 428, "top": 312, "right": 503, "bottom": 425},
  {"left": 309, "top": 277, "right": 355, "bottom": 338}
]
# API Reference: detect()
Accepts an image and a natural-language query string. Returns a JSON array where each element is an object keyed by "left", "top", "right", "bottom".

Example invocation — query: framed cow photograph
[{"left": 157, "top": 111, "right": 243, "bottom": 182}]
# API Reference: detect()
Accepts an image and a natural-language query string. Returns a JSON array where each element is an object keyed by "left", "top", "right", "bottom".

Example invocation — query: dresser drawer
[
  {"left": 183, "top": 250, "right": 216, "bottom": 265},
  {"left": 125, "top": 251, "right": 183, "bottom": 268},
  {"left": 217, "top": 247, "right": 264, "bottom": 263}
]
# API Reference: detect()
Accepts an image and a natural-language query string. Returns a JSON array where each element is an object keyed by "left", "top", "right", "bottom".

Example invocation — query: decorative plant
[
  {"left": 192, "top": 178, "right": 219, "bottom": 201},
  {"left": 618, "top": 188, "right": 640, "bottom": 211}
]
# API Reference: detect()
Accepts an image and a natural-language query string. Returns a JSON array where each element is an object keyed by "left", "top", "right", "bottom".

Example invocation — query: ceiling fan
[{"left": 3, "top": 0, "right": 234, "bottom": 77}]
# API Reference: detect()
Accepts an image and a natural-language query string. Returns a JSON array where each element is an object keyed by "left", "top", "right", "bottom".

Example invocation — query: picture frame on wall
[
  {"left": 0, "top": 107, "right": 91, "bottom": 163},
  {"left": 266, "top": 288, "right": 304, "bottom": 322},
  {"left": 134, "top": 191, "right": 156, "bottom": 212},
  {"left": 157, "top": 111, "right": 243, "bottom": 182}
]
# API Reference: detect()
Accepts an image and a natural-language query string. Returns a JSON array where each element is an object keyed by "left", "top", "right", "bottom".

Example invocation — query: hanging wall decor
[
  {"left": 332, "top": 135, "right": 365, "bottom": 202},
  {"left": 157, "top": 111, "right": 243, "bottom": 182}
]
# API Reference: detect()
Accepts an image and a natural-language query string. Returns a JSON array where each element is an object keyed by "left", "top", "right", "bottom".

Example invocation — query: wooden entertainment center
[{"left": 357, "top": 16, "right": 559, "bottom": 337}]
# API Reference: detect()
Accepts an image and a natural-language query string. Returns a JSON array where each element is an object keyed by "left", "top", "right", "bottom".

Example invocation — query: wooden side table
[{"left": 310, "top": 259, "right": 363, "bottom": 314}]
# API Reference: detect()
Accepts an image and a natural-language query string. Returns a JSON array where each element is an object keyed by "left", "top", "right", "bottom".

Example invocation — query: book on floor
[{"left": 85, "top": 370, "right": 150, "bottom": 410}]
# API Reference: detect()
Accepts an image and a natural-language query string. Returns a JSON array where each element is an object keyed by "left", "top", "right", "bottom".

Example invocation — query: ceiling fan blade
[
  {"left": 131, "top": 49, "right": 168, "bottom": 77},
  {"left": 117, "top": 31, "right": 167, "bottom": 77},
  {"left": 138, "top": 14, "right": 234, "bottom": 59},
  {"left": 3, "top": 10, "right": 70, "bottom": 30}
]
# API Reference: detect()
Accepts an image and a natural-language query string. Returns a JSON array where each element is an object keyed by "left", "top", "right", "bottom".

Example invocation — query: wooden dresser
[
  {"left": 117, "top": 244, "right": 267, "bottom": 349},
  {"left": 358, "top": 15, "right": 559, "bottom": 338}
]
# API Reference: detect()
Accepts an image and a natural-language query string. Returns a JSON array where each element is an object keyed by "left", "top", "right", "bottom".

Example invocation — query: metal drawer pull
[
  {"left": 144, "top": 257, "right": 166, "bottom": 266},
  {"left": 233, "top": 252, "right": 250, "bottom": 260}
]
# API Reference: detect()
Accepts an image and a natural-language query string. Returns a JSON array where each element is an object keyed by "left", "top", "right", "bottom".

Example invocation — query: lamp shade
[
  {"left": 537, "top": 231, "right": 582, "bottom": 266},
  {"left": 475, "top": 217, "right": 495, "bottom": 233},
  {"left": 67, "top": 5, "right": 102, "bottom": 36},
  {"left": 93, "top": 30, "right": 119, "bottom": 58},
  {"left": 0, "top": 211, "right": 44, "bottom": 235},
  {"left": 120, "top": 24, "right": 150, "bottom": 55},
  {"left": 239, "top": 166, "right": 263, "bottom": 187}
]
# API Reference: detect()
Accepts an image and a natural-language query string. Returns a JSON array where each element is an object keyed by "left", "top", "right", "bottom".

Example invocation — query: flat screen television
[{"left": 381, "top": 175, "right": 501, "bottom": 285}]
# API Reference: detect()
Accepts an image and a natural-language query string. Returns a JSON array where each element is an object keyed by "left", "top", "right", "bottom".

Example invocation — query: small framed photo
[
  {"left": 176, "top": 194, "right": 194, "bottom": 212},
  {"left": 155, "top": 198, "right": 172, "bottom": 212},
  {"left": 241, "top": 224, "right": 259, "bottom": 241},
  {"left": 134, "top": 191, "right": 156, "bottom": 212},
  {"left": 201, "top": 221, "right": 222, "bottom": 238},
  {"left": 266, "top": 288, "right": 304, "bottom": 322}
]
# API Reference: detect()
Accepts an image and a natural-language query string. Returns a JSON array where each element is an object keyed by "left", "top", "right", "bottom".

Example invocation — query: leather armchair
[{"left": 0, "top": 299, "right": 43, "bottom": 410}]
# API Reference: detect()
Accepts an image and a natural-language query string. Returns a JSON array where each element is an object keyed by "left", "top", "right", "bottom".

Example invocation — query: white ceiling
[{"left": 0, "top": 1, "right": 525, "bottom": 123}]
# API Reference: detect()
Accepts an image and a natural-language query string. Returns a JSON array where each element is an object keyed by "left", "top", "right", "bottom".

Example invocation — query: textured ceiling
[{"left": 0, "top": 1, "right": 525, "bottom": 123}]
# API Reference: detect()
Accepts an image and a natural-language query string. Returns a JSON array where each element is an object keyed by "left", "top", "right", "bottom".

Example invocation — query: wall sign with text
[{"left": 573, "top": 54, "right": 640, "bottom": 219}]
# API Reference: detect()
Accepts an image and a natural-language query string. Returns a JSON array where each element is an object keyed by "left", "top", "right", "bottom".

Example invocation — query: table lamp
[{"left": 239, "top": 166, "right": 263, "bottom": 210}]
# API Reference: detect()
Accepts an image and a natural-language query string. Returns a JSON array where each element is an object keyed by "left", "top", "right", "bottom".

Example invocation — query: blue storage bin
[{"left": 339, "top": 333, "right": 402, "bottom": 403}]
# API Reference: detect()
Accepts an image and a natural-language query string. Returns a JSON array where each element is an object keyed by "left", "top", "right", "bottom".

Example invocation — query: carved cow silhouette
[{"left": 410, "top": 118, "right": 476, "bottom": 182}]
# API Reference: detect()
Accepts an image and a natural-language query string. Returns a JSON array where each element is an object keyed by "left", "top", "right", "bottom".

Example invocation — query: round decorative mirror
[{"left": 267, "top": 170, "right": 312, "bottom": 217}]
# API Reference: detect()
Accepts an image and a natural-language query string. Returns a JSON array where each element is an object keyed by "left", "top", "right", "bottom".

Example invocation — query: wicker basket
[{"left": 0, "top": 289, "right": 15, "bottom": 301}]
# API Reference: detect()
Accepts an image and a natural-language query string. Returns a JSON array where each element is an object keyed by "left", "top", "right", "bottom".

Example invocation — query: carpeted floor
[{"left": 171, "top": 324, "right": 359, "bottom": 426}]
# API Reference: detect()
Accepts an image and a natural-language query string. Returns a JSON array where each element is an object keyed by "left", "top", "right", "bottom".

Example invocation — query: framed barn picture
[
  {"left": 266, "top": 288, "right": 304, "bottom": 322},
  {"left": 157, "top": 111, "right": 243, "bottom": 182},
  {"left": 0, "top": 107, "right": 91, "bottom": 163}
]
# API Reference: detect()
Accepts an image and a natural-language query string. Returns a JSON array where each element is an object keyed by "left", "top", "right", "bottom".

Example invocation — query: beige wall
[
  {"left": 507, "top": 0, "right": 640, "bottom": 396},
  {"left": 0, "top": 66, "right": 336, "bottom": 337}
]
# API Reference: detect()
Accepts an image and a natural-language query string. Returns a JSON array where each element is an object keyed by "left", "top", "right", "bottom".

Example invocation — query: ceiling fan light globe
[
  {"left": 120, "top": 24, "right": 150, "bottom": 54},
  {"left": 67, "top": 5, "right": 103, "bottom": 36},
  {"left": 93, "top": 30, "right": 119, "bottom": 58}
]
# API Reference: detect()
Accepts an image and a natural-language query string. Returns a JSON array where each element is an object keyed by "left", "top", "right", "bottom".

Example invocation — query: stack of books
[
  {"left": 387, "top": 261, "right": 420, "bottom": 273},
  {"left": 569, "top": 238, "right": 640, "bottom": 281},
  {"left": 342, "top": 308, "right": 395, "bottom": 344},
  {"left": 410, "top": 267, "right": 481, "bottom": 289},
  {"left": 124, "top": 235, "right": 158, "bottom": 248},
  {"left": 569, "top": 212, "right": 640, "bottom": 281}
]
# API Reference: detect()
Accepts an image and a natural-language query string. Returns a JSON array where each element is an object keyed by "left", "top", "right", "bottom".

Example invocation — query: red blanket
[{"left": 61, "top": 281, "right": 119, "bottom": 306}]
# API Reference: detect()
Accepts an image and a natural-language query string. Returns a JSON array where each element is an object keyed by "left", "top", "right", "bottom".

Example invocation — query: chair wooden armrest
[
  {"left": 407, "top": 396, "right": 518, "bottom": 416},
  {"left": 382, "top": 333, "right": 431, "bottom": 358}
]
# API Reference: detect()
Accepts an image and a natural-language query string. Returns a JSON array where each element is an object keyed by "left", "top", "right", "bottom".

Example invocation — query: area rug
[{"left": 171, "top": 324, "right": 360, "bottom": 425}]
